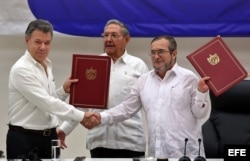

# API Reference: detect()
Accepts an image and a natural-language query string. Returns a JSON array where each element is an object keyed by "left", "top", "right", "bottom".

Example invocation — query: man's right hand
[{"left": 81, "top": 112, "right": 101, "bottom": 129}]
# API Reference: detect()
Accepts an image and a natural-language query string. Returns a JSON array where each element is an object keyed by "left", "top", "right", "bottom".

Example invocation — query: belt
[{"left": 9, "top": 125, "right": 56, "bottom": 136}]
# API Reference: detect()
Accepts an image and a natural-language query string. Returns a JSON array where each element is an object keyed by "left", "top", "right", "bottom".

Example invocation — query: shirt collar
[
  {"left": 24, "top": 50, "right": 52, "bottom": 66},
  {"left": 104, "top": 50, "right": 129, "bottom": 64},
  {"left": 152, "top": 62, "right": 178, "bottom": 78},
  {"left": 119, "top": 50, "right": 129, "bottom": 64}
]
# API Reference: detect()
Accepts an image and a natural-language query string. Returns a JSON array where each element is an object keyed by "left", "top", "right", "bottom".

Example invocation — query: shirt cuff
[
  {"left": 57, "top": 86, "right": 69, "bottom": 100},
  {"left": 197, "top": 89, "right": 209, "bottom": 101},
  {"left": 59, "top": 120, "right": 79, "bottom": 135},
  {"left": 72, "top": 108, "right": 85, "bottom": 122},
  {"left": 100, "top": 112, "right": 110, "bottom": 125}
]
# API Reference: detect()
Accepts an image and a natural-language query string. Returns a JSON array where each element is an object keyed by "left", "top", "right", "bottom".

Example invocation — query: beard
[{"left": 153, "top": 56, "right": 174, "bottom": 73}]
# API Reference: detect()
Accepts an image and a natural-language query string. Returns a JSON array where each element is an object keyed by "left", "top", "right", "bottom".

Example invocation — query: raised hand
[
  {"left": 63, "top": 76, "right": 79, "bottom": 93},
  {"left": 198, "top": 76, "right": 210, "bottom": 93},
  {"left": 81, "top": 112, "right": 101, "bottom": 129}
]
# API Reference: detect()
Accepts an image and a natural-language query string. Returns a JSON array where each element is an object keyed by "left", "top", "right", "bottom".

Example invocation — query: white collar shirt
[
  {"left": 101, "top": 63, "right": 211, "bottom": 158},
  {"left": 8, "top": 50, "right": 84, "bottom": 130},
  {"left": 60, "top": 51, "right": 148, "bottom": 152}
]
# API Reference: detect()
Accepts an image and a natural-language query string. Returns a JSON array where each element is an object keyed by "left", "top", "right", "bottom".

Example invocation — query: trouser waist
[{"left": 9, "top": 124, "right": 56, "bottom": 136}]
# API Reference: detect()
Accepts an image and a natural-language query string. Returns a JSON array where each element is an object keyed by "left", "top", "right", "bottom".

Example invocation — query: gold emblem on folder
[
  {"left": 85, "top": 67, "right": 97, "bottom": 80},
  {"left": 207, "top": 53, "right": 220, "bottom": 65}
]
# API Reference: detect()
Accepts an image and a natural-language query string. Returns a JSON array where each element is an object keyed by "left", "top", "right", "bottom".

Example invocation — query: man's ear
[
  {"left": 125, "top": 35, "right": 130, "bottom": 44},
  {"left": 172, "top": 49, "right": 177, "bottom": 58}
]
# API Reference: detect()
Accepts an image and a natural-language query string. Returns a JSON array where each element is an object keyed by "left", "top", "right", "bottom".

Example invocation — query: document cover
[
  {"left": 187, "top": 36, "right": 248, "bottom": 96},
  {"left": 69, "top": 54, "right": 111, "bottom": 109}
]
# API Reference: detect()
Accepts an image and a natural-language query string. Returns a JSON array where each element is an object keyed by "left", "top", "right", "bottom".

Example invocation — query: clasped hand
[{"left": 81, "top": 112, "right": 101, "bottom": 129}]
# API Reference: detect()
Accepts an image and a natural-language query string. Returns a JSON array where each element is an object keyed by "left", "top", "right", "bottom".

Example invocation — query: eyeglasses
[
  {"left": 101, "top": 32, "right": 122, "bottom": 40},
  {"left": 149, "top": 49, "right": 171, "bottom": 57}
]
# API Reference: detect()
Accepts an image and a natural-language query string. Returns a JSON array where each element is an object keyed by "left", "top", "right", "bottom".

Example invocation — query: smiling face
[
  {"left": 103, "top": 23, "right": 130, "bottom": 62},
  {"left": 25, "top": 29, "right": 52, "bottom": 66},
  {"left": 151, "top": 38, "right": 177, "bottom": 78}
]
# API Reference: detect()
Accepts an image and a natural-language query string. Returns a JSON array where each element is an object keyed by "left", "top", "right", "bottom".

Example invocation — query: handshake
[{"left": 80, "top": 112, "right": 101, "bottom": 129}]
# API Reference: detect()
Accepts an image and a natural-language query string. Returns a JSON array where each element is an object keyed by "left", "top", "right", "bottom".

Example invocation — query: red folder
[
  {"left": 187, "top": 36, "right": 248, "bottom": 96},
  {"left": 69, "top": 54, "right": 111, "bottom": 109}
]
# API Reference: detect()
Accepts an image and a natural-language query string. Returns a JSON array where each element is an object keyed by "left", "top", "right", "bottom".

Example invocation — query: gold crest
[
  {"left": 85, "top": 67, "right": 97, "bottom": 80},
  {"left": 207, "top": 53, "right": 220, "bottom": 65}
]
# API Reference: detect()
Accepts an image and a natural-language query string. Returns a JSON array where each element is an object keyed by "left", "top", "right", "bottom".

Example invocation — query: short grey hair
[
  {"left": 25, "top": 19, "right": 53, "bottom": 38},
  {"left": 104, "top": 19, "right": 130, "bottom": 36}
]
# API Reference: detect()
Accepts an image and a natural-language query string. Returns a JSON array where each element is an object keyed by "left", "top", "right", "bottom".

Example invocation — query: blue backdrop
[{"left": 28, "top": 0, "right": 250, "bottom": 37}]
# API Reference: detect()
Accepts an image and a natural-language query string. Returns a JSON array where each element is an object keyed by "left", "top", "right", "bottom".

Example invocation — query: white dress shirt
[
  {"left": 60, "top": 51, "right": 148, "bottom": 152},
  {"left": 101, "top": 63, "right": 211, "bottom": 158},
  {"left": 8, "top": 50, "right": 84, "bottom": 130}
]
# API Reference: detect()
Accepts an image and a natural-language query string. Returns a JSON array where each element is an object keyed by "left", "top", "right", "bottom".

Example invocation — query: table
[
  {"left": 0, "top": 158, "right": 224, "bottom": 161},
  {"left": 72, "top": 158, "right": 223, "bottom": 161}
]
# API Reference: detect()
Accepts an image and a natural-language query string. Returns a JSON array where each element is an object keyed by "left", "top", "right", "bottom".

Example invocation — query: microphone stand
[
  {"left": 178, "top": 138, "right": 191, "bottom": 161},
  {"left": 194, "top": 138, "right": 206, "bottom": 161}
]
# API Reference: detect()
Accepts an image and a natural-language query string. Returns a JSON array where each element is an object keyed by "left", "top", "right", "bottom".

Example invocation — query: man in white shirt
[
  {"left": 86, "top": 35, "right": 211, "bottom": 159},
  {"left": 7, "top": 19, "right": 97, "bottom": 160},
  {"left": 58, "top": 19, "right": 148, "bottom": 158}
]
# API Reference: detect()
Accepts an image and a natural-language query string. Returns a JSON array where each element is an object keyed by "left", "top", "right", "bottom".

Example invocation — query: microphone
[
  {"left": 178, "top": 138, "right": 191, "bottom": 161},
  {"left": 194, "top": 138, "right": 206, "bottom": 161}
]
